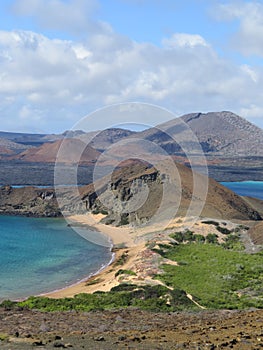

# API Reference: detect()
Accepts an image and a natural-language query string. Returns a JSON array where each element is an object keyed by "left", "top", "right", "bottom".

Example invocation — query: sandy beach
[
  {"left": 67, "top": 213, "right": 137, "bottom": 247},
  {"left": 45, "top": 213, "right": 147, "bottom": 298}
]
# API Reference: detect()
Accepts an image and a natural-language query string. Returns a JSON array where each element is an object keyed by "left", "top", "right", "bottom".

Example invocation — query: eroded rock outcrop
[
  {"left": 0, "top": 185, "right": 61, "bottom": 217},
  {"left": 80, "top": 161, "right": 262, "bottom": 226}
]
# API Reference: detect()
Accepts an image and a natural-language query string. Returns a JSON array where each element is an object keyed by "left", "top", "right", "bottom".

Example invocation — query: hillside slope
[
  {"left": 131, "top": 111, "right": 263, "bottom": 157},
  {"left": 182, "top": 111, "right": 263, "bottom": 156},
  {"left": 0, "top": 185, "right": 60, "bottom": 217},
  {"left": 13, "top": 139, "right": 100, "bottom": 164},
  {"left": 0, "top": 137, "right": 31, "bottom": 157},
  {"left": 2, "top": 160, "right": 261, "bottom": 221},
  {"left": 80, "top": 161, "right": 262, "bottom": 226}
]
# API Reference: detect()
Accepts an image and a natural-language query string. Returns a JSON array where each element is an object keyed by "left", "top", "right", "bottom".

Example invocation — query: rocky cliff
[
  {"left": 80, "top": 161, "right": 262, "bottom": 226},
  {"left": 0, "top": 185, "right": 61, "bottom": 217}
]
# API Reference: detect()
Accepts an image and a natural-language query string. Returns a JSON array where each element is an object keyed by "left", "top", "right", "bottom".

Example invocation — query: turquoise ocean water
[
  {"left": 221, "top": 181, "right": 263, "bottom": 200},
  {"left": 0, "top": 216, "right": 112, "bottom": 301}
]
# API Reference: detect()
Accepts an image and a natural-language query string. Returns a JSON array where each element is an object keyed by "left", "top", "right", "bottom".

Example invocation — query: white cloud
[
  {"left": 240, "top": 104, "right": 263, "bottom": 121},
  {"left": 162, "top": 33, "right": 209, "bottom": 48},
  {"left": 241, "top": 64, "right": 258, "bottom": 83},
  {"left": 214, "top": 1, "right": 263, "bottom": 57},
  {"left": 72, "top": 44, "right": 92, "bottom": 60},
  {"left": 0, "top": 27, "right": 263, "bottom": 132}
]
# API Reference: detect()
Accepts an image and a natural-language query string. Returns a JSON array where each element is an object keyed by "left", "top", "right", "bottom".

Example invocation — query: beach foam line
[{"left": 38, "top": 246, "right": 115, "bottom": 298}]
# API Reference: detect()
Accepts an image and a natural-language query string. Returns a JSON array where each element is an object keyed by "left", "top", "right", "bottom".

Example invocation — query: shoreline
[
  {"left": 36, "top": 249, "right": 116, "bottom": 300},
  {"left": 44, "top": 213, "right": 249, "bottom": 299},
  {"left": 3, "top": 212, "right": 253, "bottom": 300},
  {"left": 0, "top": 212, "right": 141, "bottom": 301},
  {"left": 44, "top": 213, "right": 141, "bottom": 298}
]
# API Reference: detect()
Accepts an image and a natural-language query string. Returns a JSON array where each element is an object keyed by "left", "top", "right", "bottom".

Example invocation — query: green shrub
[
  {"left": 100, "top": 209, "right": 108, "bottom": 215},
  {"left": 1, "top": 284, "right": 197, "bottom": 313},
  {"left": 115, "top": 269, "right": 136, "bottom": 277},
  {"left": 195, "top": 234, "right": 205, "bottom": 244},
  {"left": 170, "top": 230, "right": 195, "bottom": 243},
  {"left": 202, "top": 220, "right": 219, "bottom": 226},
  {"left": 216, "top": 226, "right": 232, "bottom": 235},
  {"left": 0, "top": 300, "right": 16, "bottom": 310},
  {"left": 85, "top": 278, "right": 102, "bottom": 286},
  {"left": 171, "top": 231, "right": 184, "bottom": 243},
  {"left": 184, "top": 230, "right": 196, "bottom": 242},
  {"left": 0, "top": 333, "right": 9, "bottom": 341},
  {"left": 115, "top": 252, "right": 129, "bottom": 266},
  {"left": 92, "top": 208, "right": 100, "bottom": 215},
  {"left": 206, "top": 233, "right": 218, "bottom": 244},
  {"left": 222, "top": 234, "right": 244, "bottom": 250},
  {"left": 119, "top": 216, "right": 129, "bottom": 226}
]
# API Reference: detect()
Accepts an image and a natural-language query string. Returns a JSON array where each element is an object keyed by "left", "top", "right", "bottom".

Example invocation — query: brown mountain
[
  {"left": 1, "top": 111, "right": 262, "bottom": 159},
  {"left": 80, "top": 160, "right": 262, "bottom": 226},
  {"left": 0, "top": 111, "right": 262, "bottom": 183},
  {"left": 181, "top": 111, "right": 263, "bottom": 156},
  {"left": 0, "top": 137, "right": 31, "bottom": 157},
  {"left": 78, "top": 128, "right": 136, "bottom": 151},
  {"left": 1, "top": 128, "right": 136, "bottom": 165},
  {"left": 127, "top": 111, "right": 263, "bottom": 157},
  {"left": 1, "top": 159, "right": 262, "bottom": 222},
  {"left": 13, "top": 138, "right": 100, "bottom": 164}
]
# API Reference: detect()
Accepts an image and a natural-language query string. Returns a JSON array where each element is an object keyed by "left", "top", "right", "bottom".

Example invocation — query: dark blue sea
[
  {"left": 221, "top": 181, "right": 263, "bottom": 200},
  {"left": 0, "top": 216, "right": 112, "bottom": 301}
]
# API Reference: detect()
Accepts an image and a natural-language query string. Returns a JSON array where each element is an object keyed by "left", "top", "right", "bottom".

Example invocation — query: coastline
[
  {"left": 44, "top": 213, "right": 142, "bottom": 298},
  {"left": 36, "top": 249, "right": 116, "bottom": 299},
  {"left": 67, "top": 213, "right": 138, "bottom": 247},
  {"left": 43, "top": 213, "right": 240, "bottom": 299}
]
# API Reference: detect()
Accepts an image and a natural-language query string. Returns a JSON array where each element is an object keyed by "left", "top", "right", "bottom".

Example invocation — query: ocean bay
[
  {"left": 0, "top": 215, "right": 112, "bottom": 301},
  {"left": 221, "top": 181, "right": 263, "bottom": 200}
]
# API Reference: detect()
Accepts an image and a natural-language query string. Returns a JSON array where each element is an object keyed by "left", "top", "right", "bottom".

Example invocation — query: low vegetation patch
[
  {"left": 92, "top": 208, "right": 108, "bottom": 215},
  {"left": 216, "top": 226, "right": 232, "bottom": 235},
  {"left": 170, "top": 230, "right": 219, "bottom": 245},
  {"left": 0, "top": 333, "right": 9, "bottom": 341},
  {"left": 115, "top": 269, "right": 137, "bottom": 277},
  {"left": 114, "top": 252, "right": 129, "bottom": 266},
  {"left": 0, "top": 285, "right": 196, "bottom": 312},
  {"left": 155, "top": 243, "right": 263, "bottom": 309},
  {"left": 201, "top": 220, "right": 219, "bottom": 226},
  {"left": 85, "top": 278, "right": 103, "bottom": 286},
  {"left": 222, "top": 234, "right": 244, "bottom": 251},
  {"left": 201, "top": 220, "right": 233, "bottom": 234},
  {"left": 117, "top": 215, "right": 129, "bottom": 226}
]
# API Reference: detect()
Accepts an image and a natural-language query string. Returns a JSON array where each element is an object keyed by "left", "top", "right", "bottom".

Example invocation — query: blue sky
[{"left": 0, "top": 0, "right": 263, "bottom": 132}]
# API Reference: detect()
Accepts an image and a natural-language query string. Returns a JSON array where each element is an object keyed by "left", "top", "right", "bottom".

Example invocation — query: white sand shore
[
  {"left": 67, "top": 213, "right": 137, "bottom": 247},
  {"left": 44, "top": 213, "right": 145, "bottom": 298}
]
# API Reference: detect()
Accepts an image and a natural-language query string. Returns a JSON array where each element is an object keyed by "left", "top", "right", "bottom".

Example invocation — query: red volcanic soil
[
  {"left": 12, "top": 139, "right": 101, "bottom": 164},
  {"left": 0, "top": 146, "right": 14, "bottom": 156}
]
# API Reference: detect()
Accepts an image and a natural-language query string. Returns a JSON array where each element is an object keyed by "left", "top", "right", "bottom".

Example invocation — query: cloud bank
[{"left": 0, "top": 0, "right": 262, "bottom": 132}]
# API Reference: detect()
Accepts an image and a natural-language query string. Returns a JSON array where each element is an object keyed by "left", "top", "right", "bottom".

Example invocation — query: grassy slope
[{"left": 156, "top": 243, "right": 263, "bottom": 309}]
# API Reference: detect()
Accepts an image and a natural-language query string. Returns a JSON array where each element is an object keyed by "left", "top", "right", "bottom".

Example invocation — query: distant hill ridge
[
  {"left": 14, "top": 139, "right": 101, "bottom": 164},
  {"left": 1, "top": 111, "right": 263, "bottom": 161},
  {"left": 181, "top": 111, "right": 263, "bottom": 156}
]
